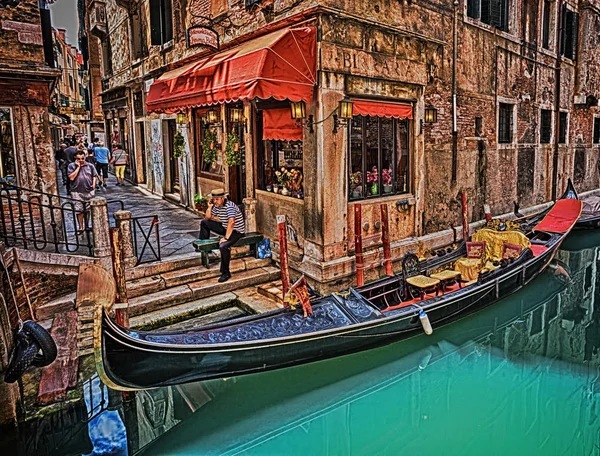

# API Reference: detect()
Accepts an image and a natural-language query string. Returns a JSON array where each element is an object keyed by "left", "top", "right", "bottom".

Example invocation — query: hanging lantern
[
  {"left": 229, "top": 107, "right": 244, "bottom": 123},
  {"left": 289, "top": 101, "right": 307, "bottom": 120},
  {"left": 206, "top": 109, "right": 219, "bottom": 124},
  {"left": 176, "top": 111, "right": 187, "bottom": 124},
  {"left": 338, "top": 97, "right": 353, "bottom": 119},
  {"left": 424, "top": 105, "right": 438, "bottom": 123}
]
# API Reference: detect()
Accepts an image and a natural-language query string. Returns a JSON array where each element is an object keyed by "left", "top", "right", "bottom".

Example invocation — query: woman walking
[{"left": 111, "top": 144, "right": 128, "bottom": 186}]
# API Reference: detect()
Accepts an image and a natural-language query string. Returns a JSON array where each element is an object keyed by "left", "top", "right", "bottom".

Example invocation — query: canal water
[{"left": 6, "top": 231, "right": 600, "bottom": 455}]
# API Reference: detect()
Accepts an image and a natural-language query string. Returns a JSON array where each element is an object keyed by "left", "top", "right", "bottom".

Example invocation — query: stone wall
[{"left": 0, "top": 0, "right": 45, "bottom": 69}]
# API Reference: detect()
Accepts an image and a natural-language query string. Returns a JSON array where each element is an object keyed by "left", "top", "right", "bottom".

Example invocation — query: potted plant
[
  {"left": 382, "top": 168, "right": 393, "bottom": 193},
  {"left": 224, "top": 132, "right": 241, "bottom": 166},
  {"left": 367, "top": 166, "right": 378, "bottom": 195},
  {"left": 173, "top": 130, "right": 185, "bottom": 159},
  {"left": 350, "top": 171, "right": 362, "bottom": 198},
  {"left": 193, "top": 194, "right": 209, "bottom": 213},
  {"left": 201, "top": 129, "right": 218, "bottom": 165}
]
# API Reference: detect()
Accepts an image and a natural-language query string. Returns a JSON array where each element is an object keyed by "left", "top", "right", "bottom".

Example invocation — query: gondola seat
[
  {"left": 430, "top": 269, "right": 462, "bottom": 293},
  {"left": 402, "top": 253, "right": 440, "bottom": 301}
]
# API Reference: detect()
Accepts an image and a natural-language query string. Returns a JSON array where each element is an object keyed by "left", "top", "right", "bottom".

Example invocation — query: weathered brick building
[
  {"left": 0, "top": 0, "right": 59, "bottom": 192},
  {"left": 90, "top": 0, "right": 600, "bottom": 290}
]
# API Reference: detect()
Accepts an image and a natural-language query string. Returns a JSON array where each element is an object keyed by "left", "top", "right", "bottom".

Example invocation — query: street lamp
[
  {"left": 176, "top": 111, "right": 187, "bottom": 125},
  {"left": 424, "top": 105, "right": 438, "bottom": 123},
  {"left": 332, "top": 96, "right": 353, "bottom": 134}
]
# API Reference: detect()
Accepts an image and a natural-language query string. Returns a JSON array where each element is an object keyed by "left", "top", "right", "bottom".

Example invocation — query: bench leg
[{"left": 201, "top": 252, "right": 209, "bottom": 268}]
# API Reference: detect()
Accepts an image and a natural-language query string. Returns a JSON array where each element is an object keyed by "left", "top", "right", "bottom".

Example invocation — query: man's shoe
[{"left": 218, "top": 273, "right": 231, "bottom": 283}]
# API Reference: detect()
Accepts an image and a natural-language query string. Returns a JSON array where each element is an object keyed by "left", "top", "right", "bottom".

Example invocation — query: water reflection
[{"left": 16, "top": 232, "right": 600, "bottom": 455}]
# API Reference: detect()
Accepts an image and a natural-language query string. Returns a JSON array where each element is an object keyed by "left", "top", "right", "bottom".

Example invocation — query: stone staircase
[{"left": 36, "top": 255, "right": 280, "bottom": 322}]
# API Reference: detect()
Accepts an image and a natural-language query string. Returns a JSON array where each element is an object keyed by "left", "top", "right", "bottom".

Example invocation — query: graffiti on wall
[
  {"left": 178, "top": 126, "right": 193, "bottom": 207},
  {"left": 151, "top": 120, "right": 164, "bottom": 195}
]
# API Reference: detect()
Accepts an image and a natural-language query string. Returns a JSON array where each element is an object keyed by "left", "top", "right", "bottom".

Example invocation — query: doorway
[
  {"left": 228, "top": 122, "right": 246, "bottom": 205},
  {"left": 136, "top": 121, "right": 146, "bottom": 184},
  {"left": 166, "top": 119, "right": 180, "bottom": 194}
]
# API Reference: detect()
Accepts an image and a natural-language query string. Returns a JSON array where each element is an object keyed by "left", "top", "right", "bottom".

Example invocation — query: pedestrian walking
[
  {"left": 68, "top": 149, "right": 98, "bottom": 234},
  {"left": 64, "top": 143, "right": 79, "bottom": 194},
  {"left": 94, "top": 141, "right": 111, "bottom": 188},
  {"left": 55, "top": 143, "right": 68, "bottom": 185},
  {"left": 110, "top": 144, "right": 128, "bottom": 186}
]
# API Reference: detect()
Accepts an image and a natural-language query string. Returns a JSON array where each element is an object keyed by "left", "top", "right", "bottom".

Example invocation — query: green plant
[
  {"left": 224, "top": 132, "right": 241, "bottom": 166},
  {"left": 173, "top": 130, "right": 186, "bottom": 159},
  {"left": 201, "top": 129, "right": 218, "bottom": 165},
  {"left": 194, "top": 194, "right": 208, "bottom": 205}
]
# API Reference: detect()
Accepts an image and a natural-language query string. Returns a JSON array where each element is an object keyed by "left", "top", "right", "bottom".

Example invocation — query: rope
[{"left": 0, "top": 250, "right": 22, "bottom": 326}]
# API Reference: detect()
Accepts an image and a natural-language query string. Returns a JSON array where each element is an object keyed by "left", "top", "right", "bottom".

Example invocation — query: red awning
[
  {"left": 146, "top": 27, "right": 316, "bottom": 113},
  {"left": 352, "top": 100, "right": 413, "bottom": 119},
  {"left": 262, "top": 108, "right": 302, "bottom": 141},
  {"left": 534, "top": 199, "right": 582, "bottom": 233}
]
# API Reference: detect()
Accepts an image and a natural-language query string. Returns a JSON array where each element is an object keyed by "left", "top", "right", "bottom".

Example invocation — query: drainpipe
[
  {"left": 552, "top": 0, "right": 564, "bottom": 201},
  {"left": 451, "top": 0, "right": 459, "bottom": 184}
]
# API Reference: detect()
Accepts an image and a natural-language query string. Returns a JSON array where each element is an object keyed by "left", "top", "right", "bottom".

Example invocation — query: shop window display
[
  {"left": 261, "top": 140, "right": 303, "bottom": 198},
  {"left": 349, "top": 115, "right": 409, "bottom": 200}
]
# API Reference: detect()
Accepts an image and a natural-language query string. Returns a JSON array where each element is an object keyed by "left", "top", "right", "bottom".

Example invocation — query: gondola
[
  {"left": 515, "top": 179, "right": 600, "bottom": 229},
  {"left": 91, "top": 191, "right": 582, "bottom": 390}
]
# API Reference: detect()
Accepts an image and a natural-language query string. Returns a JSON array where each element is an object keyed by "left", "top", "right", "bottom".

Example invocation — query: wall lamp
[
  {"left": 424, "top": 105, "right": 438, "bottom": 123},
  {"left": 289, "top": 97, "right": 354, "bottom": 134},
  {"left": 228, "top": 106, "right": 247, "bottom": 132},
  {"left": 205, "top": 108, "right": 223, "bottom": 129},
  {"left": 176, "top": 111, "right": 187, "bottom": 125}
]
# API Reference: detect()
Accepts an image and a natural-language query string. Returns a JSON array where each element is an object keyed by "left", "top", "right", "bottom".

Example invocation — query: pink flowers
[
  {"left": 366, "top": 166, "right": 378, "bottom": 184},
  {"left": 382, "top": 168, "right": 392, "bottom": 186}
]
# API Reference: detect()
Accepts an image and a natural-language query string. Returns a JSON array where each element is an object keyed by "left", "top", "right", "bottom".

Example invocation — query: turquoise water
[{"left": 7, "top": 232, "right": 600, "bottom": 455}]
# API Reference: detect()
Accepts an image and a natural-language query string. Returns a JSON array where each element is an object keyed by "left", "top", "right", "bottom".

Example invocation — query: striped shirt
[
  {"left": 112, "top": 149, "right": 128, "bottom": 165},
  {"left": 211, "top": 200, "right": 245, "bottom": 234}
]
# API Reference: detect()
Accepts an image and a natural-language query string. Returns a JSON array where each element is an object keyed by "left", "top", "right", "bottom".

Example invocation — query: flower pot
[
  {"left": 281, "top": 187, "right": 290, "bottom": 196},
  {"left": 266, "top": 186, "right": 272, "bottom": 192},
  {"left": 195, "top": 203, "right": 208, "bottom": 213},
  {"left": 371, "top": 183, "right": 378, "bottom": 195},
  {"left": 273, "top": 185, "right": 279, "bottom": 193},
  {"left": 383, "top": 185, "right": 392, "bottom": 193},
  {"left": 351, "top": 190, "right": 361, "bottom": 199}
]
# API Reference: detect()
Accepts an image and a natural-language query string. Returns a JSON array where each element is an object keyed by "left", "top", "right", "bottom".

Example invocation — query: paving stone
[
  {"left": 188, "top": 268, "right": 272, "bottom": 300},
  {"left": 128, "top": 284, "right": 193, "bottom": 316},
  {"left": 126, "top": 275, "right": 166, "bottom": 298}
]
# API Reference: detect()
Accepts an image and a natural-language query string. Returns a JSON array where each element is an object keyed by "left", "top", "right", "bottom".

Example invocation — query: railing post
[
  {"left": 110, "top": 227, "right": 129, "bottom": 328},
  {"left": 90, "top": 197, "right": 113, "bottom": 273},
  {"left": 380, "top": 204, "right": 393, "bottom": 277},
  {"left": 114, "top": 210, "right": 136, "bottom": 268},
  {"left": 277, "top": 215, "right": 290, "bottom": 301},
  {"left": 354, "top": 204, "right": 364, "bottom": 286},
  {"left": 461, "top": 190, "right": 469, "bottom": 241}
]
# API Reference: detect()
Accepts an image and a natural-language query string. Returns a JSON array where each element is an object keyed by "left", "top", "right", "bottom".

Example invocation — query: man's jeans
[{"left": 199, "top": 219, "right": 243, "bottom": 275}]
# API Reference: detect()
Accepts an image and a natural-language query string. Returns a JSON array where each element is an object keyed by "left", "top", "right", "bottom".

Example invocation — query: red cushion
[
  {"left": 502, "top": 242, "right": 523, "bottom": 259},
  {"left": 466, "top": 241, "right": 485, "bottom": 259}
]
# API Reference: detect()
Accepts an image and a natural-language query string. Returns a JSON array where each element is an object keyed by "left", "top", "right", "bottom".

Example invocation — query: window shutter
[
  {"left": 162, "top": 0, "right": 173, "bottom": 43},
  {"left": 481, "top": 0, "right": 491, "bottom": 24},
  {"left": 150, "top": 0, "right": 162, "bottom": 45},
  {"left": 560, "top": 4, "right": 567, "bottom": 56},
  {"left": 490, "top": 0, "right": 506, "bottom": 31},
  {"left": 467, "top": 0, "right": 480, "bottom": 19},
  {"left": 571, "top": 12, "right": 578, "bottom": 61}
]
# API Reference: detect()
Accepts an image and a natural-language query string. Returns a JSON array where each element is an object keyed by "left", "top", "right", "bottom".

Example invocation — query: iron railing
[{"left": 131, "top": 215, "right": 161, "bottom": 264}]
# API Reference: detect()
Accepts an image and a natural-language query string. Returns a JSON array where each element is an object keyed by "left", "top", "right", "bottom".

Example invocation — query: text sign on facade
[{"left": 187, "top": 26, "right": 219, "bottom": 50}]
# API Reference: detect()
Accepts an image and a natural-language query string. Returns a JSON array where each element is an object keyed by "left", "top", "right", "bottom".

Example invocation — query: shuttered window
[
  {"left": 542, "top": 0, "right": 551, "bottom": 49},
  {"left": 540, "top": 110, "right": 552, "bottom": 144},
  {"left": 558, "top": 112, "right": 568, "bottom": 144},
  {"left": 498, "top": 103, "right": 513, "bottom": 144},
  {"left": 560, "top": 5, "right": 578, "bottom": 60},
  {"left": 150, "top": 0, "right": 173, "bottom": 46},
  {"left": 468, "top": 0, "right": 508, "bottom": 32}
]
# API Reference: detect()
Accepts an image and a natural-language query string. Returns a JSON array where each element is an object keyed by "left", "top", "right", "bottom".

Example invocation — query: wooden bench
[{"left": 192, "top": 232, "right": 264, "bottom": 268}]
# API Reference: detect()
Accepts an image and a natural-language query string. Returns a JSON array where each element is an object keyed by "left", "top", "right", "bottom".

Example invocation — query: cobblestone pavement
[{"left": 58, "top": 177, "right": 202, "bottom": 260}]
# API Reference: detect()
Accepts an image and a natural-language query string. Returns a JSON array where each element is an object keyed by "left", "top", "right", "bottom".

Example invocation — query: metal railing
[{"left": 131, "top": 215, "right": 161, "bottom": 264}]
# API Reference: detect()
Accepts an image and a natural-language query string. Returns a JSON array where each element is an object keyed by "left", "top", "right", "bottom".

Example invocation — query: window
[
  {"left": 558, "top": 112, "right": 568, "bottom": 144},
  {"left": 150, "top": 0, "right": 173, "bottom": 46},
  {"left": 0, "top": 108, "right": 16, "bottom": 179},
  {"left": 593, "top": 117, "right": 600, "bottom": 144},
  {"left": 69, "top": 74, "right": 74, "bottom": 90},
  {"left": 497, "top": 103, "right": 513, "bottom": 144},
  {"left": 540, "top": 109, "right": 552, "bottom": 144},
  {"left": 101, "top": 39, "right": 112, "bottom": 76},
  {"left": 467, "top": 0, "right": 508, "bottom": 32},
  {"left": 560, "top": 5, "right": 579, "bottom": 60},
  {"left": 130, "top": 8, "right": 148, "bottom": 60},
  {"left": 348, "top": 115, "right": 410, "bottom": 200},
  {"left": 542, "top": 0, "right": 551, "bottom": 49},
  {"left": 60, "top": 95, "right": 69, "bottom": 107}
]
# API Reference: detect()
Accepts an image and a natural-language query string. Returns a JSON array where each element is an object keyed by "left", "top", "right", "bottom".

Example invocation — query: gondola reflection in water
[{"left": 91, "top": 186, "right": 582, "bottom": 390}]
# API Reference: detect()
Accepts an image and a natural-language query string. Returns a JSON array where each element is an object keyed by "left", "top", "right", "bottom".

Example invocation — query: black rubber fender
[
  {"left": 22, "top": 321, "right": 57, "bottom": 368},
  {"left": 4, "top": 333, "right": 40, "bottom": 383}
]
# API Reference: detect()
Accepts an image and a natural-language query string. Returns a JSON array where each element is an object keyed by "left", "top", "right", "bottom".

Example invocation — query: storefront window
[
  {"left": 257, "top": 107, "right": 304, "bottom": 199},
  {"left": 349, "top": 115, "right": 410, "bottom": 200},
  {"left": 199, "top": 121, "right": 223, "bottom": 177},
  {"left": 0, "top": 108, "right": 17, "bottom": 181}
]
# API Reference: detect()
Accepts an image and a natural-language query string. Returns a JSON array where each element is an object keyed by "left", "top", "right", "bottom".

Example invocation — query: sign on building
[{"left": 186, "top": 26, "right": 219, "bottom": 50}]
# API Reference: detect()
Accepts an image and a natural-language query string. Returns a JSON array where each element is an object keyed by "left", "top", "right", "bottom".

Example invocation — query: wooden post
[
  {"left": 354, "top": 204, "right": 364, "bottom": 286},
  {"left": 110, "top": 227, "right": 129, "bottom": 327},
  {"left": 380, "top": 204, "right": 393, "bottom": 276},
  {"left": 484, "top": 204, "right": 492, "bottom": 223},
  {"left": 277, "top": 215, "right": 290, "bottom": 301},
  {"left": 461, "top": 190, "right": 469, "bottom": 241}
]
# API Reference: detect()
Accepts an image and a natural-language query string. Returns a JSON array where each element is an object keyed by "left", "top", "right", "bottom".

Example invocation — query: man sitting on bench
[{"left": 200, "top": 188, "right": 245, "bottom": 283}]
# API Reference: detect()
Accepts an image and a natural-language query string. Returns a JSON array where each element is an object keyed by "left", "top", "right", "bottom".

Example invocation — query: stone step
[
  {"left": 35, "top": 292, "right": 76, "bottom": 321},
  {"left": 257, "top": 280, "right": 284, "bottom": 303},
  {"left": 128, "top": 267, "right": 280, "bottom": 317},
  {"left": 126, "top": 257, "right": 273, "bottom": 298}
]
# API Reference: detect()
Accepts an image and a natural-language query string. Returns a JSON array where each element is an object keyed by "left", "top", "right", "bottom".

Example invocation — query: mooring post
[
  {"left": 90, "top": 197, "right": 113, "bottom": 273},
  {"left": 484, "top": 203, "right": 492, "bottom": 223},
  {"left": 354, "top": 204, "right": 364, "bottom": 286},
  {"left": 380, "top": 204, "right": 393, "bottom": 277},
  {"left": 277, "top": 215, "right": 291, "bottom": 301},
  {"left": 461, "top": 190, "right": 469, "bottom": 241},
  {"left": 110, "top": 227, "right": 129, "bottom": 328},
  {"left": 114, "top": 210, "right": 136, "bottom": 268}
]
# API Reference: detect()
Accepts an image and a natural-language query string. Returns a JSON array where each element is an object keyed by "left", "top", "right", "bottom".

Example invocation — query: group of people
[{"left": 55, "top": 138, "right": 128, "bottom": 234}]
